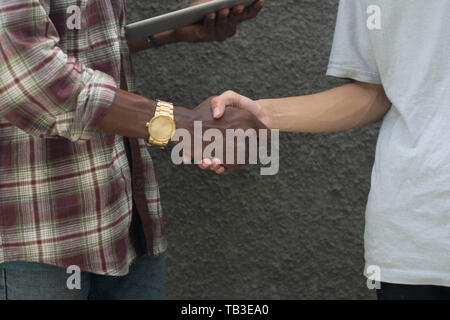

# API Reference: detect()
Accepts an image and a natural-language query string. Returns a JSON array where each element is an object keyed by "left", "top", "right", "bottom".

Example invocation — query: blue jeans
[{"left": 0, "top": 254, "right": 166, "bottom": 300}]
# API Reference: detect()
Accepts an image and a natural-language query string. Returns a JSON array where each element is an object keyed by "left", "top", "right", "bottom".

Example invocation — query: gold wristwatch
[{"left": 146, "top": 100, "right": 176, "bottom": 148}]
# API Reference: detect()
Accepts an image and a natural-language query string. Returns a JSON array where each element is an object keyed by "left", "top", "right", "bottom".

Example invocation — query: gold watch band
[
  {"left": 147, "top": 100, "right": 175, "bottom": 148},
  {"left": 154, "top": 100, "right": 174, "bottom": 118}
]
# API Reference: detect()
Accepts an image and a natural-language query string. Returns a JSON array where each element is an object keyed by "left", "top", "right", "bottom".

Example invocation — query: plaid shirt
[{"left": 0, "top": 0, "right": 166, "bottom": 276}]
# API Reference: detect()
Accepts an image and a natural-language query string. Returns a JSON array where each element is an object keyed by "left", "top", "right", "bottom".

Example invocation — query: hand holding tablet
[{"left": 126, "top": 0, "right": 261, "bottom": 41}]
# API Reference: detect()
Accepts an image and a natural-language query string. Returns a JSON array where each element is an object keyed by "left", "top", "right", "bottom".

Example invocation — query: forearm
[
  {"left": 258, "top": 82, "right": 391, "bottom": 133},
  {"left": 99, "top": 89, "right": 192, "bottom": 139},
  {"left": 127, "top": 30, "right": 178, "bottom": 53}
]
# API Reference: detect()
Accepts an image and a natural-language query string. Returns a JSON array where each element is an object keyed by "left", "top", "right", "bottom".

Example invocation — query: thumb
[{"left": 211, "top": 90, "right": 242, "bottom": 119}]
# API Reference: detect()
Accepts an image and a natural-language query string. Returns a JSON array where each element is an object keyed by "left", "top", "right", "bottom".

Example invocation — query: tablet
[{"left": 125, "top": 0, "right": 257, "bottom": 41}]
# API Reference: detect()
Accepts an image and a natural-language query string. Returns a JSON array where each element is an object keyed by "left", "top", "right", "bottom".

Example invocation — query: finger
[
  {"left": 218, "top": 8, "right": 230, "bottom": 25},
  {"left": 216, "top": 8, "right": 230, "bottom": 40},
  {"left": 194, "top": 159, "right": 205, "bottom": 168},
  {"left": 241, "top": 0, "right": 264, "bottom": 21},
  {"left": 215, "top": 166, "right": 225, "bottom": 175},
  {"left": 204, "top": 12, "right": 216, "bottom": 30},
  {"left": 229, "top": 4, "right": 245, "bottom": 25},
  {"left": 198, "top": 160, "right": 208, "bottom": 170},
  {"left": 210, "top": 158, "right": 222, "bottom": 171},
  {"left": 211, "top": 90, "right": 241, "bottom": 118},
  {"left": 202, "top": 158, "right": 212, "bottom": 168},
  {"left": 199, "top": 158, "right": 213, "bottom": 170}
]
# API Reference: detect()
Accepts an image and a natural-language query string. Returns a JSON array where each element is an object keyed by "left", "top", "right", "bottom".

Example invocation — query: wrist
[
  {"left": 255, "top": 99, "right": 273, "bottom": 129},
  {"left": 153, "top": 30, "right": 178, "bottom": 46},
  {"left": 171, "top": 106, "right": 195, "bottom": 145}
]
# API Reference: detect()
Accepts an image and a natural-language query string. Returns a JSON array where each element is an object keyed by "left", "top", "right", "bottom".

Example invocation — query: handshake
[
  {"left": 101, "top": 89, "right": 278, "bottom": 175},
  {"left": 169, "top": 91, "right": 278, "bottom": 175}
]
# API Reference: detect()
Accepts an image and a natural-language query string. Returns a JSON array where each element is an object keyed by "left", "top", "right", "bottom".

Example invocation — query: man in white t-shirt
[{"left": 202, "top": 0, "right": 450, "bottom": 299}]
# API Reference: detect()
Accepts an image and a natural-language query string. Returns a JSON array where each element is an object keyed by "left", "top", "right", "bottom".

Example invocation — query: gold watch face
[{"left": 148, "top": 116, "right": 175, "bottom": 142}]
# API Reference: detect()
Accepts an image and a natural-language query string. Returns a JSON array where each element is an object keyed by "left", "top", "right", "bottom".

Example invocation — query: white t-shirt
[{"left": 327, "top": 0, "right": 450, "bottom": 287}]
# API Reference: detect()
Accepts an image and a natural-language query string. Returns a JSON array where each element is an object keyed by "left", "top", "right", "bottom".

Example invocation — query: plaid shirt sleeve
[{"left": 0, "top": 0, "right": 117, "bottom": 142}]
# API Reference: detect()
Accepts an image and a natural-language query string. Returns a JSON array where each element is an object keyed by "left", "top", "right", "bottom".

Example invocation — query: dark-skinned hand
[
  {"left": 175, "top": 0, "right": 264, "bottom": 43},
  {"left": 173, "top": 97, "right": 268, "bottom": 173}
]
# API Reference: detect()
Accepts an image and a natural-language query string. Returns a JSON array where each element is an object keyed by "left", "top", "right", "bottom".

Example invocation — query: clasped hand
[{"left": 174, "top": 93, "right": 269, "bottom": 175}]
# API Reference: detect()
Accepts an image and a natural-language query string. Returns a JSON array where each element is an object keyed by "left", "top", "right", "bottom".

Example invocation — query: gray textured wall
[{"left": 127, "top": 0, "right": 379, "bottom": 299}]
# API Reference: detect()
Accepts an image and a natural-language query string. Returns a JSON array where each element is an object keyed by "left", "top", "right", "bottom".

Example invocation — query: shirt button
[{"left": 135, "top": 178, "right": 142, "bottom": 186}]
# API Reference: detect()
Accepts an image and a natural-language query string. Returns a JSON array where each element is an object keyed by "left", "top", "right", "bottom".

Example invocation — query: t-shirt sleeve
[{"left": 326, "top": 0, "right": 381, "bottom": 84}]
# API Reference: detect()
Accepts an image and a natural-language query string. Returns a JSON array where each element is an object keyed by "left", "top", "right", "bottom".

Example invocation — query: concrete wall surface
[{"left": 127, "top": 0, "right": 379, "bottom": 299}]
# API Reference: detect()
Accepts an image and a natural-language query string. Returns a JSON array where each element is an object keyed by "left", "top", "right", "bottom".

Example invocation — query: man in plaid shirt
[{"left": 0, "top": 0, "right": 263, "bottom": 300}]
